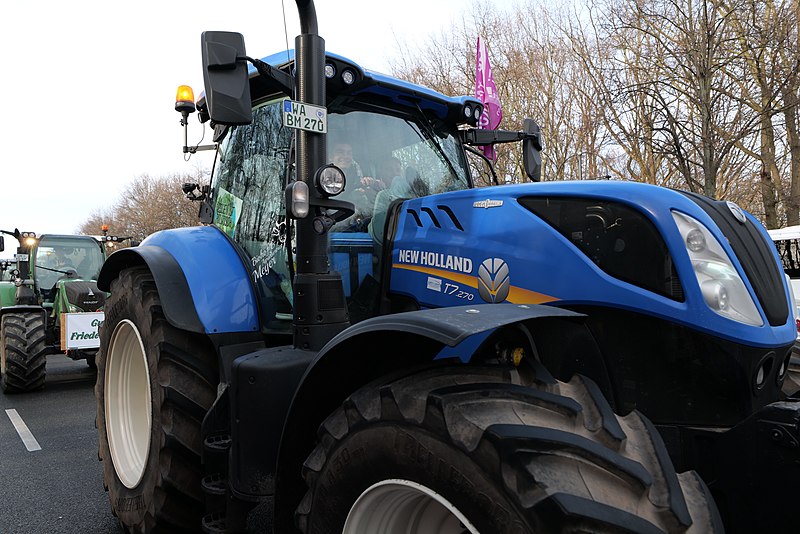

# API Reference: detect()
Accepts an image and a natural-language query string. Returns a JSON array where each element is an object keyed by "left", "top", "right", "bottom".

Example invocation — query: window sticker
[{"left": 214, "top": 187, "right": 244, "bottom": 238}]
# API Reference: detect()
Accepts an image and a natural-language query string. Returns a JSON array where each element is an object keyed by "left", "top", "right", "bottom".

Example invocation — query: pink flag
[{"left": 475, "top": 36, "right": 502, "bottom": 160}]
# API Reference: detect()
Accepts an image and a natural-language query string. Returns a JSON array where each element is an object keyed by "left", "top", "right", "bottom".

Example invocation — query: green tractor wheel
[{"left": 1, "top": 312, "right": 47, "bottom": 393}]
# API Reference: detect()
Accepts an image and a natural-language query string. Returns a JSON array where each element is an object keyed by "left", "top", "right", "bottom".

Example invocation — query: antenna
[{"left": 281, "top": 0, "right": 291, "bottom": 62}]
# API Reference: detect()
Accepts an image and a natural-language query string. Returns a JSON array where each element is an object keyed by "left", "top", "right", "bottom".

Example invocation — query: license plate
[{"left": 282, "top": 99, "right": 327, "bottom": 133}]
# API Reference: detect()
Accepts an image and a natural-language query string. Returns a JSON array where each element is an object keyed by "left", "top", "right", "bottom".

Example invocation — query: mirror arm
[
  {"left": 183, "top": 144, "right": 217, "bottom": 154},
  {"left": 242, "top": 55, "right": 295, "bottom": 97},
  {"left": 460, "top": 128, "right": 542, "bottom": 150}
]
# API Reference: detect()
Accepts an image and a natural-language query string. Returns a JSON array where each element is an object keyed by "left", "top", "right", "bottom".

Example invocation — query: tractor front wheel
[
  {"left": 95, "top": 267, "right": 218, "bottom": 532},
  {"left": 297, "top": 365, "right": 722, "bottom": 533},
  {"left": 0, "top": 311, "right": 47, "bottom": 393}
]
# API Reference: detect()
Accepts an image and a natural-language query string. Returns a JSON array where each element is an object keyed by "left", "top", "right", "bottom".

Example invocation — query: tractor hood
[
  {"left": 388, "top": 180, "right": 795, "bottom": 349},
  {"left": 55, "top": 279, "right": 105, "bottom": 313}
]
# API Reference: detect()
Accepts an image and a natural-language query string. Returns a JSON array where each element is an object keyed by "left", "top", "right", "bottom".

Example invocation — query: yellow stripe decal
[{"left": 392, "top": 264, "right": 559, "bottom": 304}]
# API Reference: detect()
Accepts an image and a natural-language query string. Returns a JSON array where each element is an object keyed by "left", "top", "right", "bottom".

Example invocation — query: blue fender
[
  {"left": 98, "top": 226, "right": 258, "bottom": 334},
  {"left": 289, "top": 302, "right": 589, "bottom": 415},
  {"left": 274, "top": 303, "right": 594, "bottom": 498}
]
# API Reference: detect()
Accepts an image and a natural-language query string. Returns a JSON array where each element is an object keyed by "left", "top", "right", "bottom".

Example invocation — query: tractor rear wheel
[
  {"left": 95, "top": 267, "right": 218, "bottom": 533},
  {"left": 0, "top": 311, "right": 47, "bottom": 393},
  {"left": 296, "top": 365, "right": 722, "bottom": 533}
]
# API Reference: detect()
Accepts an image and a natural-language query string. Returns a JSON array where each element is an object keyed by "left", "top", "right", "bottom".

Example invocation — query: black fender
[
  {"left": 270, "top": 303, "right": 611, "bottom": 529},
  {"left": 97, "top": 246, "right": 204, "bottom": 333}
]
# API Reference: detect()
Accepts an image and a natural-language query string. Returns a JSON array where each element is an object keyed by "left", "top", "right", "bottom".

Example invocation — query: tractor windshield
[
  {"left": 210, "top": 97, "right": 471, "bottom": 328},
  {"left": 33, "top": 236, "right": 105, "bottom": 291},
  {"left": 0, "top": 261, "right": 13, "bottom": 281}
]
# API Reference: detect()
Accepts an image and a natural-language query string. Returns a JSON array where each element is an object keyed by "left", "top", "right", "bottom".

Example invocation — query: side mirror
[
  {"left": 201, "top": 31, "right": 253, "bottom": 125},
  {"left": 0, "top": 235, "right": 4, "bottom": 252},
  {"left": 522, "top": 119, "right": 543, "bottom": 182}
]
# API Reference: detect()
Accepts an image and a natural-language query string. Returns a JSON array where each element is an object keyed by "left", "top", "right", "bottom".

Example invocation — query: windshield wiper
[
  {"left": 35, "top": 264, "right": 77, "bottom": 276},
  {"left": 406, "top": 106, "right": 464, "bottom": 188}
]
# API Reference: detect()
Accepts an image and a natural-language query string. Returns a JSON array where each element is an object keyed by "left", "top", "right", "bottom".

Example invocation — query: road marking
[{"left": 5, "top": 409, "right": 42, "bottom": 452}]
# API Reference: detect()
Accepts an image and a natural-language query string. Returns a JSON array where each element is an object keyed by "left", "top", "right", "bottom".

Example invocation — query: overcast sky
[{"left": 0, "top": 0, "right": 514, "bottom": 240}]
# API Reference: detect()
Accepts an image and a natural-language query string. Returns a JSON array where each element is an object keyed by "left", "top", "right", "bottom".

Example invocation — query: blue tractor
[{"left": 94, "top": 2, "right": 797, "bottom": 532}]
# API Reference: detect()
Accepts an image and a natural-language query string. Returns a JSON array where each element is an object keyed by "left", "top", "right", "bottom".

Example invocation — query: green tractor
[{"left": 0, "top": 229, "right": 127, "bottom": 392}]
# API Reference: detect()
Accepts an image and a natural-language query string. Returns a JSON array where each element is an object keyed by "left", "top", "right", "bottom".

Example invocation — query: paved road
[{"left": 0, "top": 354, "right": 122, "bottom": 534}]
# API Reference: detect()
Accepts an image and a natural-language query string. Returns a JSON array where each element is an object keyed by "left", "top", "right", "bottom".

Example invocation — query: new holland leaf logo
[{"left": 478, "top": 258, "right": 510, "bottom": 303}]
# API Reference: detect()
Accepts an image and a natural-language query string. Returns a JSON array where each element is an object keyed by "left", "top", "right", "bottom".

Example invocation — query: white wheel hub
[
  {"left": 344, "top": 479, "right": 480, "bottom": 534},
  {"left": 105, "top": 319, "right": 152, "bottom": 489}
]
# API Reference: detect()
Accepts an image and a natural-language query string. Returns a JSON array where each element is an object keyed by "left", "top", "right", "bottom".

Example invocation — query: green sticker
[{"left": 214, "top": 187, "right": 244, "bottom": 238}]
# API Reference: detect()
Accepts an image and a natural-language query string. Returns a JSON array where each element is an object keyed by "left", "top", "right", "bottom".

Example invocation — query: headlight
[
  {"left": 672, "top": 210, "right": 763, "bottom": 326},
  {"left": 315, "top": 164, "right": 346, "bottom": 197}
]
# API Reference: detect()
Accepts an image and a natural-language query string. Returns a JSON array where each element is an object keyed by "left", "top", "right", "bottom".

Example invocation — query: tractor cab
[
  {"left": 31, "top": 235, "right": 107, "bottom": 312},
  {"left": 0, "top": 259, "right": 13, "bottom": 281},
  {"left": 207, "top": 82, "right": 475, "bottom": 330}
]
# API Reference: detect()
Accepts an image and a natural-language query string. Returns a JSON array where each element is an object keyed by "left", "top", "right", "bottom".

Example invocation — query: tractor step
[
  {"left": 203, "top": 433, "right": 232, "bottom": 476},
  {"left": 201, "top": 512, "right": 227, "bottom": 534},
  {"left": 202, "top": 473, "right": 227, "bottom": 496},
  {"left": 202, "top": 473, "right": 227, "bottom": 514},
  {"left": 205, "top": 433, "right": 232, "bottom": 452}
]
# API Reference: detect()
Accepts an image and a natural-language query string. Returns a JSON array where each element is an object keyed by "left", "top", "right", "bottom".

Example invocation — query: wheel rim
[
  {"left": 343, "top": 479, "right": 480, "bottom": 534},
  {"left": 105, "top": 319, "right": 152, "bottom": 489}
]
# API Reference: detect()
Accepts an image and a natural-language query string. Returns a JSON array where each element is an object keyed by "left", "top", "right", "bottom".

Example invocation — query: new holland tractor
[
  {"left": 93, "top": 2, "right": 798, "bottom": 532},
  {"left": 0, "top": 229, "right": 109, "bottom": 391}
]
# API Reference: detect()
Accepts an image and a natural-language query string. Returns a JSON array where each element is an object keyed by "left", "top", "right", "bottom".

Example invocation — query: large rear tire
[
  {"left": 95, "top": 267, "right": 218, "bottom": 533},
  {"left": 0, "top": 312, "right": 47, "bottom": 393},
  {"left": 297, "top": 365, "right": 722, "bottom": 533}
]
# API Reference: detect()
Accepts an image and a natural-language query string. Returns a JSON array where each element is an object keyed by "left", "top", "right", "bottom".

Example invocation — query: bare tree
[
  {"left": 722, "top": 0, "right": 799, "bottom": 227},
  {"left": 776, "top": 0, "right": 800, "bottom": 225},
  {"left": 392, "top": 1, "right": 610, "bottom": 184},
  {"left": 79, "top": 168, "right": 207, "bottom": 242}
]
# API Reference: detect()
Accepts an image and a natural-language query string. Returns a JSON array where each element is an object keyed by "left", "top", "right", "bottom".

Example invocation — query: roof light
[
  {"left": 175, "top": 85, "right": 196, "bottom": 114},
  {"left": 341, "top": 69, "right": 356, "bottom": 85},
  {"left": 460, "top": 102, "right": 482, "bottom": 126},
  {"left": 325, "top": 63, "right": 336, "bottom": 78}
]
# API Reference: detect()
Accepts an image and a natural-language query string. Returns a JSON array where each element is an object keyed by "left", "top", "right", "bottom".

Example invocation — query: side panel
[
  {"left": 0, "top": 282, "right": 15, "bottom": 307},
  {"left": 98, "top": 226, "right": 258, "bottom": 334}
]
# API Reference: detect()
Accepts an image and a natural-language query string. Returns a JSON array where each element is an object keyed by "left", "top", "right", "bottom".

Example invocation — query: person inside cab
[
  {"left": 368, "top": 158, "right": 429, "bottom": 244},
  {"left": 330, "top": 142, "right": 363, "bottom": 182}
]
